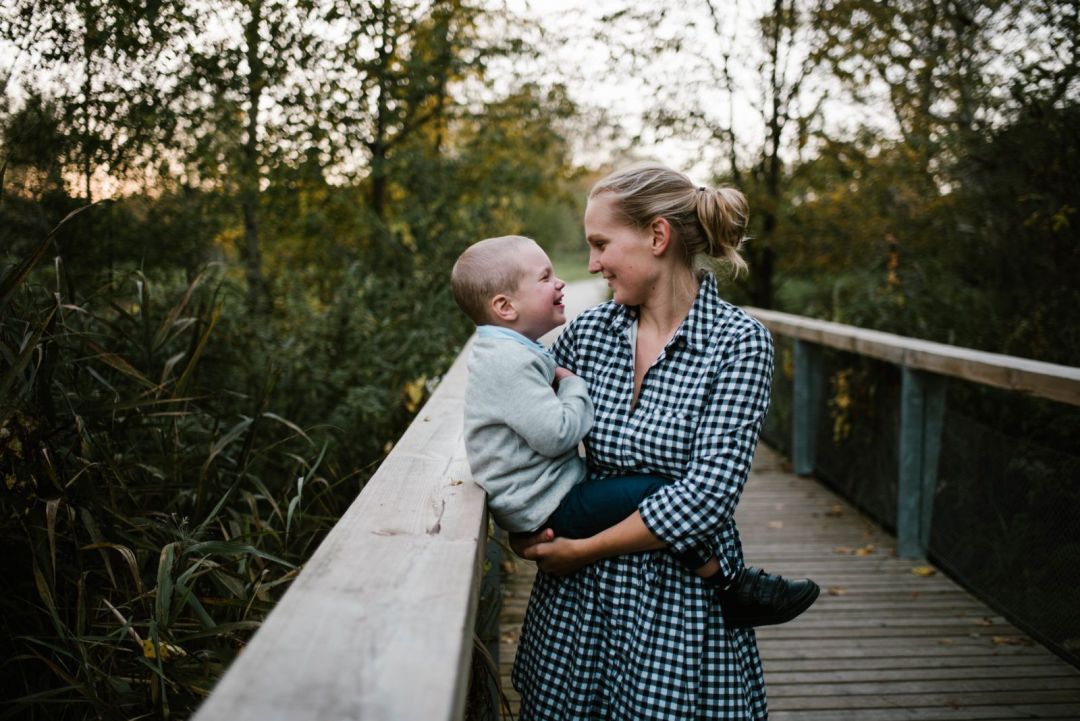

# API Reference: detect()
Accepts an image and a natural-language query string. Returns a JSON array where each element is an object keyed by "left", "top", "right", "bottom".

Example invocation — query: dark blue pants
[{"left": 540, "top": 473, "right": 715, "bottom": 572}]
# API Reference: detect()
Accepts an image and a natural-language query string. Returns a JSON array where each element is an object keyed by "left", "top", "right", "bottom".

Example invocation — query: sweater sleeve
[
  {"left": 637, "top": 324, "right": 774, "bottom": 553},
  {"left": 488, "top": 348, "right": 594, "bottom": 458}
]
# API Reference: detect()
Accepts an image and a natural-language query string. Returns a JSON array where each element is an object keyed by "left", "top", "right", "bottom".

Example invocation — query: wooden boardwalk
[{"left": 497, "top": 444, "right": 1080, "bottom": 720}]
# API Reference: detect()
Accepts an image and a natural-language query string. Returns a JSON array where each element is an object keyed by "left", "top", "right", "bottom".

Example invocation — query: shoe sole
[{"left": 726, "top": 581, "right": 821, "bottom": 628}]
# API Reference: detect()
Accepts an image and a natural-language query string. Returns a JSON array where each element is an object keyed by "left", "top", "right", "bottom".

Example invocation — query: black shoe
[{"left": 720, "top": 566, "right": 820, "bottom": 628}]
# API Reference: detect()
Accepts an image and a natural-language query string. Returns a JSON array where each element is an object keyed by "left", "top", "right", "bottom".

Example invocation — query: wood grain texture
[{"left": 746, "top": 307, "right": 1080, "bottom": 405}]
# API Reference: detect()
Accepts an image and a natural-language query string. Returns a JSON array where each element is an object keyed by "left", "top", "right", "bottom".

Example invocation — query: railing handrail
[
  {"left": 192, "top": 340, "right": 485, "bottom": 721},
  {"left": 746, "top": 307, "right": 1080, "bottom": 406}
]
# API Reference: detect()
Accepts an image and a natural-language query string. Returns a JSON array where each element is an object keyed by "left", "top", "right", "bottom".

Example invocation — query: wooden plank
[
  {"left": 770, "top": 705, "right": 1080, "bottom": 720},
  {"left": 768, "top": 689, "right": 1080, "bottom": 710},
  {"left": 746, "top": 307, "right": 1080, "bottom": 405}
]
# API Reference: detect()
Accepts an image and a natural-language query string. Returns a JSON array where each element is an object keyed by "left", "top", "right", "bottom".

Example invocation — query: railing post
[
  {"left": 792, "top": 339, "right": 825, "bottom": 475},
  {"left": 897, "top": 367, "right": 947, "bottom": 558}
]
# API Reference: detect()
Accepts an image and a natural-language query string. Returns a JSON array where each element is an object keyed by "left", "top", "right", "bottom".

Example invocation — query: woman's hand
[{"left": 520, "top": 536, "right": 593, "bottom": 576}]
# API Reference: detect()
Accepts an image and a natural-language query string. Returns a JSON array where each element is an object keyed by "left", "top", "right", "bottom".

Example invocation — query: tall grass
[{"left": 1, "top": 207, "right": 469, "bottom": 718}]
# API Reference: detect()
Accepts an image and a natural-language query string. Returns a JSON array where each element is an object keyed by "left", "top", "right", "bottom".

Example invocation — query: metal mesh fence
[{"left": 761, "top": 334, "right": 1080, "bottom": 667}]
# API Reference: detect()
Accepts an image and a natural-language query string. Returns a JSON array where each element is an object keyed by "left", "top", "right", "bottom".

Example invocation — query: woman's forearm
[{"left": 578, "top": 511, "right": 666, "bottom": 563}]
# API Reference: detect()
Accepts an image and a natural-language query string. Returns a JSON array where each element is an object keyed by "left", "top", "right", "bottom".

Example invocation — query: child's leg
[
  {"left": 546, "top": 473, "right": 669, "bottom": 539},
  {"left": 547, "top": 473, "right": 723, "bottom": 578}
]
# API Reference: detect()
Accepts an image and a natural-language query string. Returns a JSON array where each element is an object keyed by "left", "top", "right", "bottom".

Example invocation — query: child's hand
[
  {"left": 509, "top": 528, "right": 555, "bottom": 559},
  {"left": 521, "top": 536, "right": 592, "bottom": 576},
  {"left": 554, "top": 366, "right": 576, "bottom": 381}
]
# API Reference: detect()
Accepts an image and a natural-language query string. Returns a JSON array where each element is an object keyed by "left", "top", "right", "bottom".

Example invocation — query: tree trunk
[{"left": 241, "top": 0, "right": 270, "bottom": 315}]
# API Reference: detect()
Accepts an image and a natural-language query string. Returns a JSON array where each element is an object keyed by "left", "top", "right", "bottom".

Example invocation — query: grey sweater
[{"left": 463, "top": 335, "right": 593, "bottom": 532}]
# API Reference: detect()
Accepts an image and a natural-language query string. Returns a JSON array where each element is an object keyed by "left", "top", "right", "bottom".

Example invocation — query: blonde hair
[
  {"left": 589, "top": 162, "right": 749, "bottom": 275},
  {"left": 451, "top": 235, "right": 537, "bottom": 324}
]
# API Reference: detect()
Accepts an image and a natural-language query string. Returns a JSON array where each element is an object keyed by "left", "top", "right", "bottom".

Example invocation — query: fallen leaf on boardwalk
[
  {"left": 832, "top": 546, "right": 853, "bottom": 555},
  {"left": 855, "top": 544, "right": 876, "bottom": 556},
  {"left": 992, "top": 636, "right": 1034, "bottom": 646},
  {"left": 767, "top": 520, "right": 784, "bottom": 529},
  {"left": 911, "top": 565, "right": 937, "bottom": 577},
  {"left": 910, "top": 591, "right": 921, "bottom": 600},
  {"left": 974, "top": 617, "right": 994, "bottom": 626},
  {"left": 937, "top": 638, "right": 954, "bottom": 645},
  {"left": 825, "top": 504, "right": 844, "bottom": 517},
  {"left": 827, "top": 586, "right": 847, "bottom": 596}
]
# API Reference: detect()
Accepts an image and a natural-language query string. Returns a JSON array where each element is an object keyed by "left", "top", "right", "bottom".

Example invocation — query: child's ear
[{"left": 490, "top": 294, "right": 518, "bottom": 322}]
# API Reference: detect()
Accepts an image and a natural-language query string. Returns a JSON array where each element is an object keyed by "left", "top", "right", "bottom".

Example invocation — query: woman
[{"left": 511, "top": 163, "right": 772, "bottom": 719}]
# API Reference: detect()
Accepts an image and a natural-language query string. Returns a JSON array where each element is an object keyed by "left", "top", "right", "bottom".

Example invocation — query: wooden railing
[
  {"left": 746, "top": 307, "right": 1080, "bottom": 558},
  {"left": 192, "top": 340, "right": 486, "bottom": 721}
]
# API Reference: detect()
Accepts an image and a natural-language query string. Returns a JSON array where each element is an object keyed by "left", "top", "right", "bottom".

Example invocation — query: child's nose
[{"left": 555, "top": 277, "right": 565, "bottom": 289}]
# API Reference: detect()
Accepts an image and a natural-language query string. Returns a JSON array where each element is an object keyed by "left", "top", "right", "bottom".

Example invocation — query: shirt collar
[
  {"left": 476, "top": 325, "right": 554, "bottom": 359},
  {"left": 608, "top": 273, "right": 719, "bottom": 354}
]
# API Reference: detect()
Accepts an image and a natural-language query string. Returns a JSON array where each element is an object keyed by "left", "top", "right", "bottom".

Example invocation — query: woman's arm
[
  {"left": 518, "top": 511, "right": 666, "bottom": 575},
  {"left": 637, "top": 324, "right": 774, "bottom": 554}
]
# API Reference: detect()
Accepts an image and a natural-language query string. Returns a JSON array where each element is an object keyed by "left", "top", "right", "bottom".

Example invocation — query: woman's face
[{"left": 584, "top": 193, "right": 657, "bottom": 306}]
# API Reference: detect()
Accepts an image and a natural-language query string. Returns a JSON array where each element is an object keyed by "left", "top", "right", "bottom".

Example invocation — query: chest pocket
[{"left": 628, "top": 409, "right": 699, "bottom": 478}]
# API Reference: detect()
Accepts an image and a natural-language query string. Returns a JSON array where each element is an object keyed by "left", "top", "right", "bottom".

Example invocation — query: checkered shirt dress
[{"left": 511, "top": 274, "right": 772, "bottom": 720}]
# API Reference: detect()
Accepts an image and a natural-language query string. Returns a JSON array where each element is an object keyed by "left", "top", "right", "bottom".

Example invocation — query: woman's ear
[
  {"left": 649, "top": 216, "right": 673, "bottom": 256},
  {"left": 490, "top": 294, "right": 518, "bottom": 323}
]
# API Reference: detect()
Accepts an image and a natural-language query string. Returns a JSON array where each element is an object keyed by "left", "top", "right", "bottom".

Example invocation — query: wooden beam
[
  {"left": 897, "top": 368, "right": 947, "bottom": 558},
  {"left": 792, "top": 339, "right": 825, "bottom": 475},
  {"left": 747, "top": 308, "right": 1080, "bottom": 406}
]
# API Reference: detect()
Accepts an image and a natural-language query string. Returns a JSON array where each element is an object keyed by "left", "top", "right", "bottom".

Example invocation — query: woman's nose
[{"left": 587, "top": 252, "right": 601, "bottom": 274}]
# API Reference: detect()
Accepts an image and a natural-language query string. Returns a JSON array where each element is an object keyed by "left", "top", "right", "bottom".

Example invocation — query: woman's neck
[{"left": 637, "top": 266, "right": 699, "bottom": 337}]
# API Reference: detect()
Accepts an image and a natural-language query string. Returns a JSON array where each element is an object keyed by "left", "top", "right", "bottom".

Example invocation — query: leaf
[
  {"left": 992, "top": 635, "right": 1035, "bottom": 647},
  {"left": 141, "top": 639, "right": 186, "bottom": 660},
  {"left": 0, "top": 307, "right": 57, "bottom": 408},
  {"left": 45, "top": 498, "right": 61, "bottom": 587},
  {"left": 261, "top": 411, "right": 312, "bottom": 444},
  {"left": 184, "top": 540, "right": 295, "bottom": 569},
  {"left": 911, "top": 565, "right": 937, "bottom": 577},
  {"left": 156, "top": 543, "right": 178, "bottom": 627},
  {"left": 403, "top": 375, "right": 426, "bottom": 412},
  {"left": 854, "top": 544, "right": 876, "bottom": 556},
  {"left": 832, "top": 545, "right": 853, "bottom": 555},
  {"left": 767, "top": 520, "right": 784, "bottom": 529},
  {"left": 173, "top": 306, "right": 220, "bottom": 399},
  {"left": 176, "top": 620, "right": 262, "bottom": 642},
  {"left": 83, "top": 339, "right": 155, "bottom": 388},
  {"left": 825, "top": 504, "right": 844, "bottom": 517},
  {"left": 827, "top": 586, "right": 847, "bottom": 596},
  {"left": 81, "top": 543, "right": 143, "bottom": 595}
]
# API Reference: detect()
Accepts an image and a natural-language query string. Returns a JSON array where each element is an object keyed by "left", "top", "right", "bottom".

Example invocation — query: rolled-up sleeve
[{"left": 638, "top": 326, "right": 774, "bottom": 553}]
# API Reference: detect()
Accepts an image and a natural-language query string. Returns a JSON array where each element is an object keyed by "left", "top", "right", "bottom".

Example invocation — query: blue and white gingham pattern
[{"left": 512, "top": 273, "right": 772, "bottom": 720}]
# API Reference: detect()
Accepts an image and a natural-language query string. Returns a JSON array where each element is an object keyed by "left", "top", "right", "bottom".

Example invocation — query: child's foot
[{"left": 716, "top": 566, "right": 820, "bottom": 628}]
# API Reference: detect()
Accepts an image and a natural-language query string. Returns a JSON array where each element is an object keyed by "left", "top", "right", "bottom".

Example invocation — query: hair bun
[{"left": 696, "top": 186, "right": 749, "bottom": 274}]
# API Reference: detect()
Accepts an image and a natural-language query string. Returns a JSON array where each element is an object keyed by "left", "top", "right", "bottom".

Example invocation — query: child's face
[{"left": 506, "top": 243, "right": 567, "bottom": 340}]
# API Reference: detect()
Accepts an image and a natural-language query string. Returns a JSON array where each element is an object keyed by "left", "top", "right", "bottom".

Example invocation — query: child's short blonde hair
[{"left": 451, "top": 235, "right": 538, "bottom": 324}]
